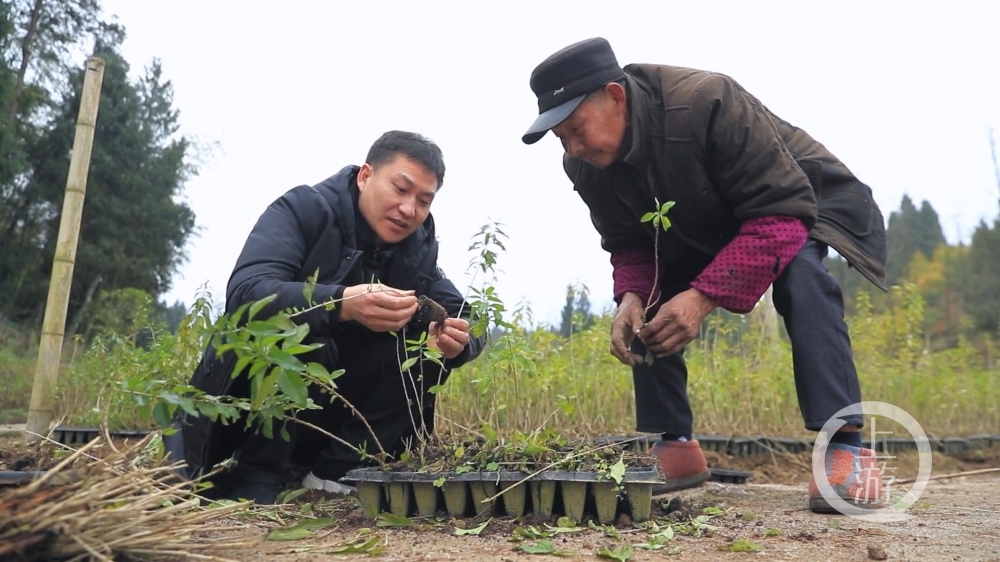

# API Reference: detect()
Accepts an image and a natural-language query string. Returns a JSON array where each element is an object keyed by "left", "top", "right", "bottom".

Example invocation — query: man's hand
[
  {"left": 610, "top": 292, "right": 645, "bottom": 366},
  {"left": 428, "top": 317, "right": 471, "bottom": 360},
  {"left": 638, "top": 288, "right": 716, "bottom": 358},
  {"left": 339, "top": 283, "right": 418, "bottom": 332}
]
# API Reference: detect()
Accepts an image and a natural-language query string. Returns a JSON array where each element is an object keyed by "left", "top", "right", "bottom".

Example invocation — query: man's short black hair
[{"left": 366, "top": 131, "right": 445, "bottom": 188}]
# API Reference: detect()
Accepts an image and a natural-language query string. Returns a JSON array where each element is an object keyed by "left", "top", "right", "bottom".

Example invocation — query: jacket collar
[{"left": 617, "top": 74, "right": 653, "bottom": 171}]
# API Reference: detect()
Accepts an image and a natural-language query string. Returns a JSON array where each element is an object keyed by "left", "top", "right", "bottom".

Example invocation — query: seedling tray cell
[
  {"left": 411, "top": 482, "right": 439, "bottom": 516},
  {"left": 499, "top": 479, "right": 526, "bottom": 517},
  {"left": 708, "top": 468, "right": 751, "bottom": 484},
  {"left": 942, "top": 438, "right": 968, "bottom": 455},
  {"left": 529, "top": 480, "right": 556, "bottom": 517}
]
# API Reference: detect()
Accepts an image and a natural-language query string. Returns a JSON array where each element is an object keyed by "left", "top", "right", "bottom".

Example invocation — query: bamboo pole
[{"left": 24, "top": 57, "right": 105, "bottom": 444}]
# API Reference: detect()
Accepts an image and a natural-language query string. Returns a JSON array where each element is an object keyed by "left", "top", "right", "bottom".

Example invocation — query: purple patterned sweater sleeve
[
  {"left": 610, "top": 246, "right": 662, "bottom": 306},
  {"left": 690, "top": 216, "right": 809, "bottom": 313},
  {"left": 610, "top": 216, "right": 808, "bottom": 313}
]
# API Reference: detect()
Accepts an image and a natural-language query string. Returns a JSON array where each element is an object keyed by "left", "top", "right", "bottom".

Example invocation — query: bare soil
[
  {"left": 4, "top": 437, "right": 999, "bottom": 560},
  {"left": 206, "top": 450, "right": 1000, "bottom": 561}
]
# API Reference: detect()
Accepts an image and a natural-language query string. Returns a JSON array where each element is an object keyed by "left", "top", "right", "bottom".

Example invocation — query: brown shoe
[
  {"left": 808, "top": 444, "right": 885, "bottom": 514},
  {"left": 650, "top": 439, "right": 711, "bottom": 495}
]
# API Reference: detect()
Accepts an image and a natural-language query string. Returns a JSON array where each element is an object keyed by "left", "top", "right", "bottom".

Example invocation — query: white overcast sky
[{"left": 98, "top": 1, "right": 1000, "bottom": 326}]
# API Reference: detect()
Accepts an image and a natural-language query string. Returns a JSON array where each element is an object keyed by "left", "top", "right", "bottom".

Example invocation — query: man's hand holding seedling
[
  {"left": 428, "top": 318, "right": 471, "bottom": 359},
  {"left": 610, "top": 292, "right": 645, "bottom": 366},
  {"left": 638, "top": 288, "right": 716, "bottom": 358},
  {"left": 339, "top": 283, "right": 418, "bottom": 332}
]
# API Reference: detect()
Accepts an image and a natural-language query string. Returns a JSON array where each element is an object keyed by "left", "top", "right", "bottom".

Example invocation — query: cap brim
[{"left": 521, "top": 94, "right": 586, "bottom": 145}]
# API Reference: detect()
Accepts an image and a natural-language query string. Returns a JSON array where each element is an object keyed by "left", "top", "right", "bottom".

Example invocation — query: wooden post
[{"left": 24, "top": 57, "right": 105, "bottom": 443}]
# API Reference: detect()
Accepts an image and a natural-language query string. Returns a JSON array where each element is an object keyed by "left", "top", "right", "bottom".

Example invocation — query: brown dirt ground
[
  {"left": 3, "top": 438, "right": 999, "bottom": 561},
  {"left": 202, "top": 449, "right": 1000, "bottom": 562}
]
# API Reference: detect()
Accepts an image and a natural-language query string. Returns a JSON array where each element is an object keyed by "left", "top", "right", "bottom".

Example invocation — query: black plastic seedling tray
[
  {"left": 51, "top": 427, "right": 150, "bottom": 445},
  {"left": 343, "top": 467, "right": 663, "bottom": 524},
  {"left": 0, "top": 471, "right": 45, "bottom": 486},
  {"left": 708, "top": 468, "right": 751, "bottom": 484}
]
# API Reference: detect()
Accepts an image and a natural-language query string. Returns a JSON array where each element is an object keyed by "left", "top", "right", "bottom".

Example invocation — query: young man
[
  {"left": 522, "top": 38, "right": 888, "bottom": 513},
  {"left": 175, "top": 131, "right": 484, "bottom": 503}
]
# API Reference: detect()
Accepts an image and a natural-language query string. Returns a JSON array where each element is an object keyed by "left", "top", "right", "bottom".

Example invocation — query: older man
[{"left": 523, "top": 38, "right": 887, "bottom": 513}]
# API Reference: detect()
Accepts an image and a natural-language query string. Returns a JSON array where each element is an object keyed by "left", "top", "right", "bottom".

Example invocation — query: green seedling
[
  {"left": 721, "top": 539, "right": 765, "bottom": 552},
  {"left": 597, "top": 545, "right": 633, "bottom": 561},
  {"left": 454, "top": 518, "right": 491, "bottom": 536},
  {"left": 265, "top": 517, "right": 336, "bottom": 541},
  {"left": 518, "top": 540, "right": 574, "bottom": 556}
]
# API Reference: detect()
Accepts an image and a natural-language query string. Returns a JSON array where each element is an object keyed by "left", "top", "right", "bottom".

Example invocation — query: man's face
[
  {"left": 357, "top": 154, "right": 438, "bottom": 244},
  {"left": 551, "top": 83, "right": 628, "bottom": 169}
]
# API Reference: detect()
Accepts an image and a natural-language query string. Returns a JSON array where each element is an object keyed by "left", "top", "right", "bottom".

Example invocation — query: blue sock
[{"left": 828, "top": 431, "right": 862, "bottom": 448}]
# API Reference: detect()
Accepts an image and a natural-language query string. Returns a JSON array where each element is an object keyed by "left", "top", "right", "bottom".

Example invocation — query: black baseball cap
[{"left": 522, "top": 38, "right": 625, "bottom": 145}]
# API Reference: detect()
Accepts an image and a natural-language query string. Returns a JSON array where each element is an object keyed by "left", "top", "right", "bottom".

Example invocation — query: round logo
[{"left": 812, "top": 401, "right": 932, "bottom": 518}]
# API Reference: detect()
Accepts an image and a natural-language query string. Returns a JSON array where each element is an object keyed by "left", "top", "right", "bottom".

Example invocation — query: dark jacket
[
  {"left": 566, "top": 64, "right": 887, "bottom": 290},
  {"left": 176, "top": 165, "right": 484, "bottom": 477}
]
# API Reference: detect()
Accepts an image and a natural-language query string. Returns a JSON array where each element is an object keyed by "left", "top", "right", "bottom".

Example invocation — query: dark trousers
[
  {"left": 231, "top": 331, "right": 448, "bottom": 485},
  {"left": 633, "top": 239, "right": 864, "bottom": 434}
]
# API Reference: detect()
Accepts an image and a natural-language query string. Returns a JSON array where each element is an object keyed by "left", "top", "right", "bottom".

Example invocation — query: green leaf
[
  {"left": 513, "top": 526, "right": 550, "bottom": 540},
  {"left": 666, "top": 546, "right": 683, "bottom": 555},
  {"left": 376, "top": 512, "right": 415, "bottom": 527},
  {"left": 284, "top": 343, "right": 323, "bottom": 355},
  {"left": 597, "top": 545, "right": 633, "bottom": 561},
  {"left": 454, "top": 518, "right": 491, "bottom": 536},
  {"left": 302, "top": 269, "right": 319, "bottom": 305},
  {"left": 248, "top": 294, "right": 278, "bottom": 321},
  {"left": 266, "top": 527, "right": 314, "bottom": 541},
  {"left": 609, "top": 456, "right": 626, "bottom": 485},
  {"left": 555, "top": 516, "right": 577, "bottom": 528},
  {"left": 765, "top": 528, "right": 781, "bottom": 537},
  {"left": 433, "top": 477, "right": 446, "bottom": 488},
  {"left": 702, "top": 506, "right": 726, "bottom": 516},
  {"left": 276, "top": 370, "right": 309, "bottom": 404},
  {"left": 268, "top": 350, "right": 306, "bottom": 371},
  {"left": 519, "top": 541, "right": 560, "bottom": 555},
  {"left": 660, "top": 200, "right": 675, "bottom": 214},
  {"left": 399, "top": 357, "right": 419, "bottom": 372},
  {"left": 721, "top": 539, "right": 765, "bottom": 552},
  {"left": 640, "top": 212, "right": 656, "bottom": 223},
  {"left": 428, "top": 384, "right": 446, "bottom": 394},
  {"left": 485, "top": 461, "right": 500, "bottom": 471},
  {"left": 326, "top": 536, "right": 383, "bottom": 555},
  {"left": 151, "top": 400, "right": 172, "bottom": 428}
]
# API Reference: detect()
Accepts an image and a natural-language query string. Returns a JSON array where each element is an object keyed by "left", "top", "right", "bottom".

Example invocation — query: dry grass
[{"left": 0, "top": 436, "right": 248, "bottom": 561}]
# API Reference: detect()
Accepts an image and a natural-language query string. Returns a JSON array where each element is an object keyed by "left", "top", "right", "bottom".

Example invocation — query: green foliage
[
  {"left": 0, "top": 10, "right": 196, "bottom": 331},
  {"left": 886, "top": 195, "right": 947, "bottom": 285},
  {"left": 0, "top": 317, "right": 34, "bottom": 423},
  {"left": 56, "top": 289, "right": 212, "bottom": 429}
]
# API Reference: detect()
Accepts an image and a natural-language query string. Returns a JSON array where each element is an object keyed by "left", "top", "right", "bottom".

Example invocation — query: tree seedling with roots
[{"left": 638, "top": 198, "right": 676, "bottom": 365}]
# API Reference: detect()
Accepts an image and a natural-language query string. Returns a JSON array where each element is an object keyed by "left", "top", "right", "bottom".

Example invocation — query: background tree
[
  {"left": 557, "top": 284, "right": 595, "bottom": 338},
  {"left": 0, "top": 0, "right": 103, "bottom": 325},
  {"left": 0, "top": 13, "right": 197, "bottom": 337},
  {"left": 885, "top": 194, "right": 947, "bottom": 284}
]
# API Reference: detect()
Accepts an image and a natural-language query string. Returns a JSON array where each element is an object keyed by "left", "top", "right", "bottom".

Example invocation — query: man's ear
[
  {"left": 357, "top": 162, "right": 373, "bottom": 192},
  {"left": 606, "top": 81, "right": 627, "bottom": 108}
]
